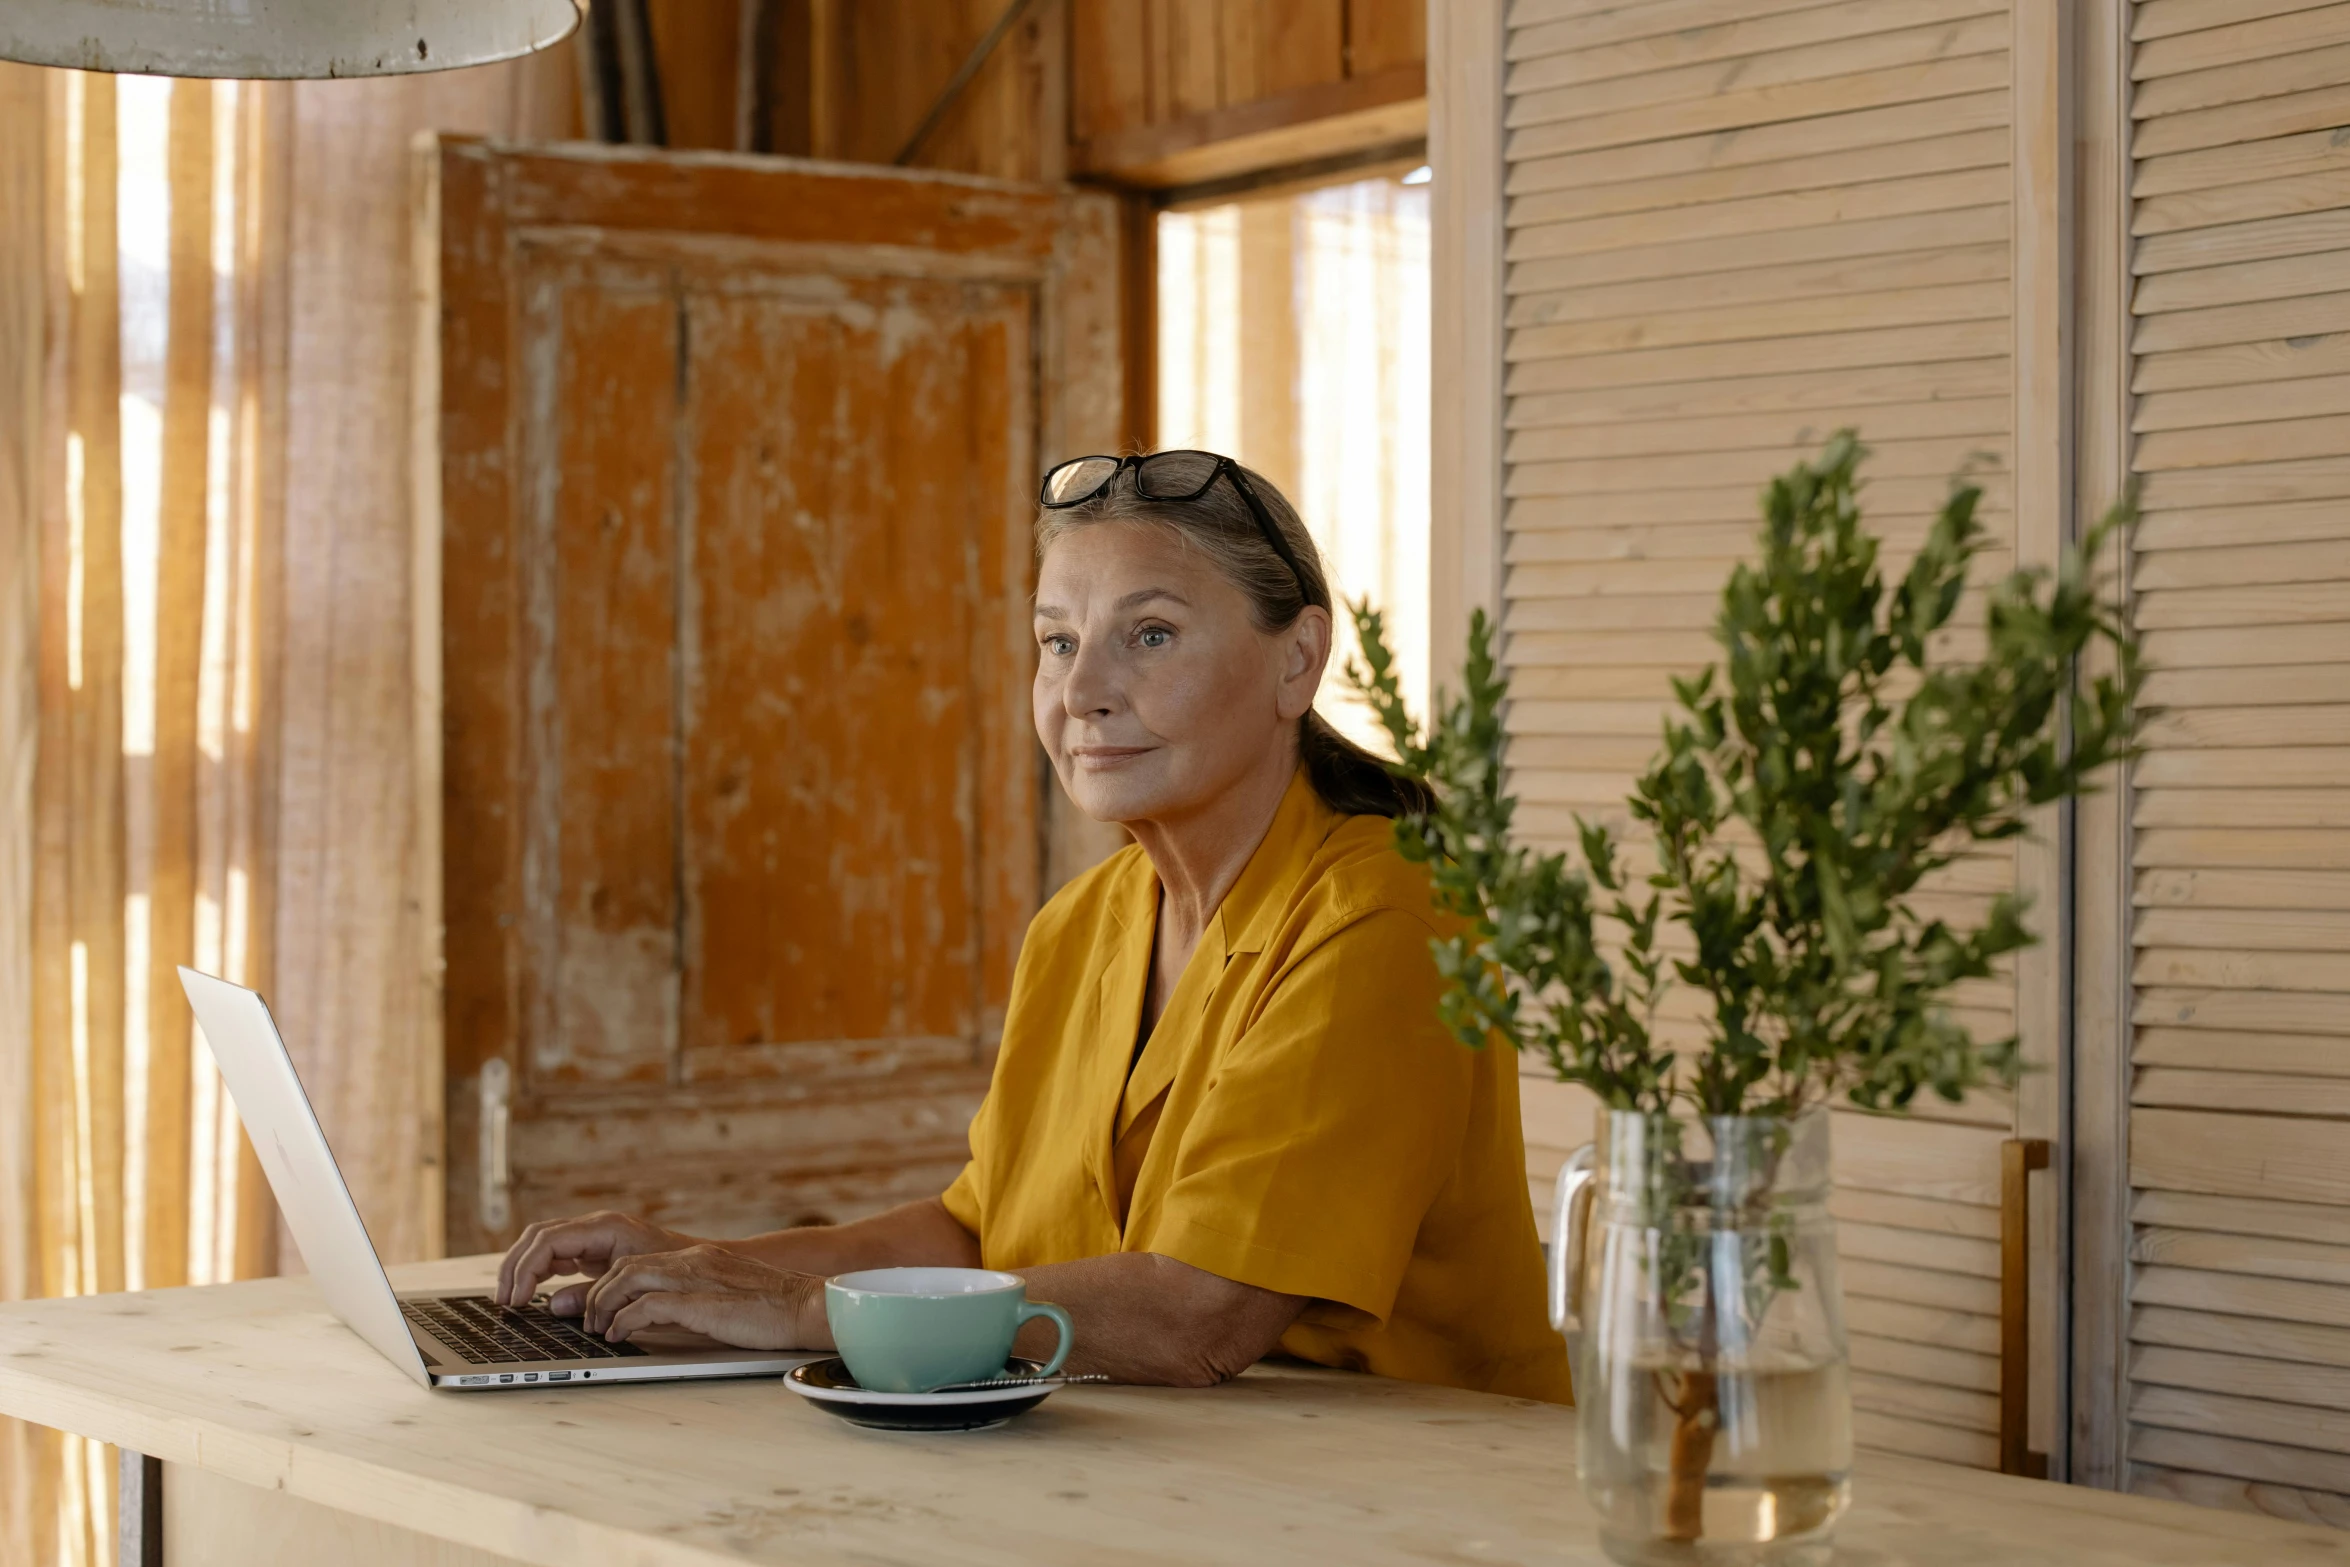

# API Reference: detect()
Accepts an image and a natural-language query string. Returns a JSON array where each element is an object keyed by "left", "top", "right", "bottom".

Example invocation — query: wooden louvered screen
[
  {"left": 1499, "top": 0, "right": 2026, "bottom": 1470},
  {"left": 2121, "top": 0, "right": 2350, "bottom": 1518}
]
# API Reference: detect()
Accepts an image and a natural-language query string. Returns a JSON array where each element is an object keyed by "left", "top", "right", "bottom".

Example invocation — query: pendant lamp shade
[{"left": 1, "top": 0, "right": 581, "bottom": 79}]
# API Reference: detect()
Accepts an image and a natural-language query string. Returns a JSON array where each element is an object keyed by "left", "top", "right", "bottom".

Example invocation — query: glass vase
[{"left": 1550, "top": 1107, "right": 1851, "bottom": 1567}]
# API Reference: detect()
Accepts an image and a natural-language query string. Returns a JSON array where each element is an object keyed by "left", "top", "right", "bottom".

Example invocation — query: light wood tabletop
[{"left": 3, "top": 1255, "right": 2346, "bottom": 1567}]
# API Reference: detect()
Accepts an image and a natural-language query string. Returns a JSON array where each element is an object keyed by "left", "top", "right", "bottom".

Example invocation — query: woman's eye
[
  {"left": 1042, "top": 634, "right": 1075, "bottom": 656},
  {"left": 1138, "top": 626, "right": 1172, "bottom": 649}
]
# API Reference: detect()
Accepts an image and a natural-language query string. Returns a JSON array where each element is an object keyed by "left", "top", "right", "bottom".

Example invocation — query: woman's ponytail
[{"left": 1299, "top": 710, "right": 1435, "bottom": 820}]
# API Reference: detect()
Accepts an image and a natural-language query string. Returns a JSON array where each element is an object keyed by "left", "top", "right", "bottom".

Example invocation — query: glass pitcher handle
[{"left": 1548, "top": 1142, "right": 1597, "bottom": 1334}]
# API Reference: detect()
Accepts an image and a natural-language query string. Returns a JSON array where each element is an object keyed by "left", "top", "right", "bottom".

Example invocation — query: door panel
[
  {"left": 677, "top": 273, "right": 1032, "bottom": 1061},
  {"left": 534, "top": 265, "right": 681, "bottom": 1088},
  {"left": 2117, "top": 0, "right": 2350, "bottom": 1513},
  {"left": 419, "top": 142, "right": 1121, "bottom": 1254}
]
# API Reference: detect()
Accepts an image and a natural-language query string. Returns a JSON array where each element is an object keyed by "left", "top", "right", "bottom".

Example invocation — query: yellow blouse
[{"left": 942, "top": 767, "right": 1574, "bottom": 1403}]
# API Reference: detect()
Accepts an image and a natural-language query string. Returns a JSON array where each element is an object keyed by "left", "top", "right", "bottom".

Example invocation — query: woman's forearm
[
  {"left": 560, "top": 1220, "right": 1301, "bottom": 1374},
  {"left": 561, "top": 1200, "right": 980, "bottom": 1350},
  {"left": 509, "top": 1197, "right": 978, "bottom": 1321},
  {"left": 728, "top": 1225, "right": 1305, "bottom": 1385},
  {"left": 1008, "top": 1252, "right": 1304, "bottom": 1386},
  {"left": 720, "top": 1197, "right": 981, "bottom": 1277}
]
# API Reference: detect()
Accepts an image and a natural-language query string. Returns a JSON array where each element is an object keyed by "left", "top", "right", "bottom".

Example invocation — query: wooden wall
[
  {"left": 0, "top": 62, "right": 43, "bottom": 1567},
  {"left": 819, "top": 0, "right": 1071, "bottom": 179},
  {"left": 634, "top": 0, "right": 1430, "bottom": 189},
  {"left": 273, "top": 47, "right": 576, "bottom": 1268},
  {"left": 643, "top": 0, "right": 771, "bottom": 152},
  {"left": 628, "top": 0, "right": 1070, "bottom": 180},
  {"left": 1073, "top": 0, "right": 1427, "bottom": 184}
]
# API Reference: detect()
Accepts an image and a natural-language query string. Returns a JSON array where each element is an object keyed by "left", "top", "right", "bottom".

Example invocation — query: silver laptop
[{"left": 179, "top": 966, "right": 811, "bottom": 1390}]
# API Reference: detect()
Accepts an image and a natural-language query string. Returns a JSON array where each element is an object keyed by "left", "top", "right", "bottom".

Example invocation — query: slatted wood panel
[
  {"left": 1501, "top": 0, "right": 2021, "bottom": 1468},
  {"left": 2123, "top": 0, "right": 2350, "bottom": 1522}
]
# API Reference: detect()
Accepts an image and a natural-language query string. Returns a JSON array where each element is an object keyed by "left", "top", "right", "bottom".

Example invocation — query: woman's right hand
[{"left": 496, "top": 1210, "right": 696, "bottom": 1312}]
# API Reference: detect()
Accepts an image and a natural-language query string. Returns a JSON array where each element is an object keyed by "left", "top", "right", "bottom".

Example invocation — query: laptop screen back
[{"left": 177, "top": 967, "right": 432, "bottom": 1387}]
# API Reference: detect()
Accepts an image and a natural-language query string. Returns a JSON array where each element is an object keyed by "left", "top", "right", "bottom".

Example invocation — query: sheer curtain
[
  {"left": 1156, "top": 174, "right": 1432, "bottom": 748},
  {"left": 0, "top": 66, "right": 286, "bottom": 1567}
]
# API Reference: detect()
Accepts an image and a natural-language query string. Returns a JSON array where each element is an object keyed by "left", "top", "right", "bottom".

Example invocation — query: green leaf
[{"left": 1353, "top": 432, "right": 2142, "bottom": 1121}]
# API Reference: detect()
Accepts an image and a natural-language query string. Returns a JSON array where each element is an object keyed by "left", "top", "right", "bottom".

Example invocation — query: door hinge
[{"left": 478, "top": 1057, "right": 512, "bottom": 1233}]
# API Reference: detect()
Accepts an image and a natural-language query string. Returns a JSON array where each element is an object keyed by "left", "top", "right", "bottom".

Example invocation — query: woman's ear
[{"left": 1275, "top": 606, "right": 1333, "bottom": 722}]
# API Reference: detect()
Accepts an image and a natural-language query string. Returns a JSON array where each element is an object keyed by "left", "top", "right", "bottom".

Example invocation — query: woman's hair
[{"left": 1036, "top": 452, "right": 1436, "bottom": 820}]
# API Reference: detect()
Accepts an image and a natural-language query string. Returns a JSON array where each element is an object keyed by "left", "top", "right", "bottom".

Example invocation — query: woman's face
[{"left": 1034, "top": 521, "right": 1329, "bottom": 827}]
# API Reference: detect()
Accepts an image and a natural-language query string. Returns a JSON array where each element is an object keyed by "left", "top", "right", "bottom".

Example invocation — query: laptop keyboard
[{"left": 402, "top": 1295, "right": 649, "bottom": 1365}]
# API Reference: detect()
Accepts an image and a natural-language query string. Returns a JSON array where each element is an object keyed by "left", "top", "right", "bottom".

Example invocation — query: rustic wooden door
[{"left": 414, "top": 141, "right": 1121, "bottom": 1256}]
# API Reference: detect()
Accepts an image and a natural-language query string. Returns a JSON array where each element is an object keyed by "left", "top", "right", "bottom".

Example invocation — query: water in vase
[{"left": 1580, "top": 1357, "right": 1852, "bottom": 1567}]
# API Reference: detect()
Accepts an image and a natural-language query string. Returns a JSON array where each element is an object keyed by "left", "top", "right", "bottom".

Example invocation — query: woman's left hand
[{"left": 571, "top": 1244, "right": 829, "bottom": 1351}]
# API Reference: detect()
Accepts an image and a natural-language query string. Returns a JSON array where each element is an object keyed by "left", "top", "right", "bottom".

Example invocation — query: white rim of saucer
[{"left": 783, "top": 1360, "right": 1053, "bottom": 1407}]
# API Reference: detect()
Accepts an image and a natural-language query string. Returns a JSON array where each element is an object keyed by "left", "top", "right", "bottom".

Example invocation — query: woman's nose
[{"left": 1061, "top": 638, "right": 1122, "bottom": 718}]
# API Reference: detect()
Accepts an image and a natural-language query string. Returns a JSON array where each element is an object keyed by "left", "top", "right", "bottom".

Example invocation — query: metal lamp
[{"left": 0, "top": 0, "right": 580, "bottom": 79}]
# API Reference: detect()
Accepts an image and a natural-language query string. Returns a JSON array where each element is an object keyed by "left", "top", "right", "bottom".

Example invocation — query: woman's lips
[{"left": 1067, "top": 745, "right": 1154, "bottom": 769}]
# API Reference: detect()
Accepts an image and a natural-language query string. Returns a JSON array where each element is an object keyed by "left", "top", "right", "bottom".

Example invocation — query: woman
[{"left": 498, "top": 450, "right": 1571, "bottom": 1401}]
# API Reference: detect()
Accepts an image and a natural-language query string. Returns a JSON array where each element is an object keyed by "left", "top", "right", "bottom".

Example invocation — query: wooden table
[{"left": 3, "top": 1256, "right": 2345, "bottom": 1567}]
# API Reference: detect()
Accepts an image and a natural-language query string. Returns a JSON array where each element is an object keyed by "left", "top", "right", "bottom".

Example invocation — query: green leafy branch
[{"left": 1348, "top": 432, "right": 2145, "bottom": 1120}]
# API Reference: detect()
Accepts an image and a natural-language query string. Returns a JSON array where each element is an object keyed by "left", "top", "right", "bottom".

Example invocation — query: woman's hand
[
  {"left": 576, "top": 1244, "right": 828, "bottom": 1351},
  {"left": 496, "top": 1210, "right": 694, "bottom": 1311}
]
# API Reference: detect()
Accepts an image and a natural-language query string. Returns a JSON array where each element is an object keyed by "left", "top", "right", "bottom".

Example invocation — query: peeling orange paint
[{"left": 426, "top": 141, "right": 1118, "bottom": 1254}]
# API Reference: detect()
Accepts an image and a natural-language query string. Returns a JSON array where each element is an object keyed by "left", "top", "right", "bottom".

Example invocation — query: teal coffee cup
[{"left": 824, "top": 1267, "right": 1073, "bottom": 1394}]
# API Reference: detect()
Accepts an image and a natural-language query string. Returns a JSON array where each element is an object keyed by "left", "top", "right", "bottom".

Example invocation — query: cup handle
[{"left": 1015, "top": 1300, "right": 1074, "bottom": 1378}]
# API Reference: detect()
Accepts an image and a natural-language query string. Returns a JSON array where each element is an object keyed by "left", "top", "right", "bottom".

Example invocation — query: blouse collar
[{"left": 1202, "top": 764, "right": 1340, "bottom": 963}]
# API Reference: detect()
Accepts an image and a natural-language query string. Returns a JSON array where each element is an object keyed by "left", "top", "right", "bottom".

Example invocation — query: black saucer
[{"left": 783, "top": 1356, "right": 1055, "bottom": 1432}]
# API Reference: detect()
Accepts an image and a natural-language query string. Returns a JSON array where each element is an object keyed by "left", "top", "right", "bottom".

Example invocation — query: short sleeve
[
  {"left": 1135, "top": 909, "right": 1474, "bottom": 1322},
  {"left": 940, "top": 1073, "right": 996, "bottom": 1236},
  {"left": 926, "top": 860, "right": 1140, "bottom": 1268},
  {"left": 940, "top": 1160, "right": 985, "bottom": 1235}
]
